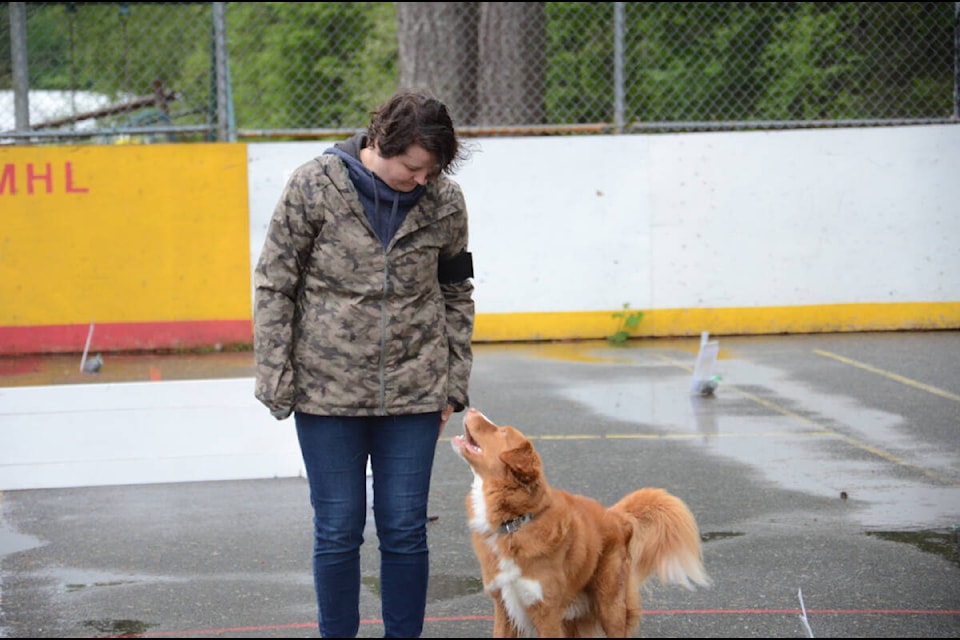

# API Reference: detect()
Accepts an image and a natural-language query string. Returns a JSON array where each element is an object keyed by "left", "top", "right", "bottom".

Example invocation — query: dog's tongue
[
  {"left": 456, "top": 428, "right": 482, "bottom": 453},
  {"left": 465, "top": 426, "right": 481, "bottom": 449}
]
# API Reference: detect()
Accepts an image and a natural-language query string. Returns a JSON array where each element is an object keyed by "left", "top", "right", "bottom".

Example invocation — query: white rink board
[
  {"left": 247, "top": 125, "right": 960, "bottom": 314},
  {"left": 0, "top": 378, "right": 304, "bottom": 490}
]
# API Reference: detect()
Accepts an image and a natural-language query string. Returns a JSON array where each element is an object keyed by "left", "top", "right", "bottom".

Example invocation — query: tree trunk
[
  {"left": 478, "top": 2, "right": 546, "bottom": 126},
  {"left": 396, "top": 2, "right": 479, "bottom": 126}
]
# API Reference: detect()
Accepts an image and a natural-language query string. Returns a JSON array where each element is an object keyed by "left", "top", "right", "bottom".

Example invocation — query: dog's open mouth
[{"left": 453, "top": 425, "right": 482, "bottom": 454}]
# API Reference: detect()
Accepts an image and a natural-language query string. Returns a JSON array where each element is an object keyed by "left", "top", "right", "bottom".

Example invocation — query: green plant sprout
[{"left": 608, "top": 303, "right": 644, "bottom": 345}]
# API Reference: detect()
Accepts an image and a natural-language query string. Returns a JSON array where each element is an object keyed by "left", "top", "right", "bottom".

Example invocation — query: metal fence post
[
  {"left": 954, "top": 2, "right": 959, "bottom": 120},
  {"left": 212, "top": 2, "right": 232, "bottom": 142},
  {"left": 613, "top": 2, "right": 625, "bottom": 134},
  {"left": 10, "top": 2, "right": 30, "bottom": 132}
]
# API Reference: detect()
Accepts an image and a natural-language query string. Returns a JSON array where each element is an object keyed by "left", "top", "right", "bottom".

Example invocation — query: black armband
[{"left": 438, "top": 251, "right": 474, "bottom": 284}]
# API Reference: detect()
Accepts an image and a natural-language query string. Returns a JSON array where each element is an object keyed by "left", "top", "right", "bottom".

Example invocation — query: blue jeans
[{"left": 295, "top": 412, "right": 441, "bottom": 638}]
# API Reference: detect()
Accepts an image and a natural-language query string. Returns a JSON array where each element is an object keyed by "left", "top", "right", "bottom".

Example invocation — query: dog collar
[{"left": 498, "top": 513, "right": 534, "bottom": 534}]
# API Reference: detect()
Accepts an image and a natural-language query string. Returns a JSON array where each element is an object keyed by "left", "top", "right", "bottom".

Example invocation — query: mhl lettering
[{"left": 0, "top": 162, "right": 90, "bottom": 195}]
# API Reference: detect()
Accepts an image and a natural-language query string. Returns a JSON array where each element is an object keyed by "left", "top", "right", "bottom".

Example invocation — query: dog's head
[{"left": 451, "top": 408, "right": 543, "bottom": 486}]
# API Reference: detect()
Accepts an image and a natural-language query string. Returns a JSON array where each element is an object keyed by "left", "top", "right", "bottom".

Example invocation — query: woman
[{"left": 253, "top": 89, "right": 474, "bottom": 638}]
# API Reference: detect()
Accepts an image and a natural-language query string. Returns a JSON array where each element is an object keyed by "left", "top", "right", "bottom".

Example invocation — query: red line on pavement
[
  {"left": 95, "top": 609, "right": 960, "bottom": 638},
  {"left": 645, "top": 608, "right": 960, "bottom": 615}
]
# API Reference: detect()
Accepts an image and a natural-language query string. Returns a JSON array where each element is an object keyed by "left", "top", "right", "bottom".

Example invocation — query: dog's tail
[{"left": 611, "top": 487, "right": 711, "bottom": 590}]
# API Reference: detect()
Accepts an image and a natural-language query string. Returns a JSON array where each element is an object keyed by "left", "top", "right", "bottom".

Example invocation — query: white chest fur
[{"left": 468, "top": 474, "right": 544, "bottom": 637}]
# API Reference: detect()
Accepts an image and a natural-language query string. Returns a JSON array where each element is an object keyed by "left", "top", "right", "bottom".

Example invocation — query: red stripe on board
[{"left": 0, "top": 319, "right": 253, "bottom": 355}]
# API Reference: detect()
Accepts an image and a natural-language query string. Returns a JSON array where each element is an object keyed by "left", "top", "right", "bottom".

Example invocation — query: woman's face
[{"left": 367, "top": 141, "right": 437, "bottom": 192}]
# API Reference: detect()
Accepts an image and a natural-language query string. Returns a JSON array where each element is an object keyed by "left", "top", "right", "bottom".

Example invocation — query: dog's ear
[{"left": 500, "top": 440, "right": 542, "bottom": 485}]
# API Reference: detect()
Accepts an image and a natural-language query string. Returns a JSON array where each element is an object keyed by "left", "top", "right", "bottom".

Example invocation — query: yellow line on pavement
[
  {"left": 653, "top": 353, "right": 955, "bottom": 486},
  {"left": 446, "top": 351, "right": 957, "bottom": 485},
  {"left": 442, "top": 431, "right": 834, "bottom": 443},
  {"left": 813, "top": 349, "right": 960, "bottom": 403}
]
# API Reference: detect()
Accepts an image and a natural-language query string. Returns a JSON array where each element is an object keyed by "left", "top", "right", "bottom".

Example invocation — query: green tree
[
  {"left": 545, "top": 2, "right": 613, "bottom": 124},
  {"left": 3, "top": 2, "right": 954, "bottom": 134},
  {"left": 226, "top": 2, "right": 392, "bottom": 131}
]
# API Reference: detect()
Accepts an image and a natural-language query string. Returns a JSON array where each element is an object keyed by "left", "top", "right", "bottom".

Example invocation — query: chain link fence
[{"left": 3, "top": 2, "right": 958, "bottom": 144}]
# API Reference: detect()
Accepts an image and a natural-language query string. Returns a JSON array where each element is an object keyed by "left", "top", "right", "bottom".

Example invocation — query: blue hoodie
[{"left": 325, "top": 133, "right": 425, "bottom": 249}]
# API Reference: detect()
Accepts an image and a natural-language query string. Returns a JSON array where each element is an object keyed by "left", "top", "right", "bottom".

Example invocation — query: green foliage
[
  {"left": 608, "top": 303, "right": 644, "bottom": 346},
  {"left": 617, "top": 1, "right": 953, "bottom": 124},
  {"left": 546, "top": 2, "right": 614, "bottom": 124},
  {"left": 757, "top": 3, "right": 861, "bottom": 119},
  {"left": 61, "top": 3, "right": 208, "bottom": 98},
  {"left": 227, "top": 2, "right": 380, "bottom": 130},
  {"left": 3, "top": 2, "right": 954, "bottom": 131}
]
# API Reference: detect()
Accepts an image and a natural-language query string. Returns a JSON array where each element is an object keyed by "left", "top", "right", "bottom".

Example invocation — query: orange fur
[{"left": 451, "top": 408, "right": 710, "bottom": 638}]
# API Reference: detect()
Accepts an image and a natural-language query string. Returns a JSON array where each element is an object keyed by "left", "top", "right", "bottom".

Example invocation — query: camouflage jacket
[{"left": 253, "top": 152, "right": 474, "bottom": 418}]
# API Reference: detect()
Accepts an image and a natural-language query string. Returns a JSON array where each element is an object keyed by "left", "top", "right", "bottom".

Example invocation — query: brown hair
[{"left": 366, "top": 89, "right": 466, "bottom": 176}]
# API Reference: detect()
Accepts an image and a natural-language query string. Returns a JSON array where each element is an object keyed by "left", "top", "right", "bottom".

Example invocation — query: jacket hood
[{"left": 325, "top": 133, "right": 424, "bottom": 248}]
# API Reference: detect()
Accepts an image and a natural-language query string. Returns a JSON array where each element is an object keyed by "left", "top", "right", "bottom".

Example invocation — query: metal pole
[
  {"left": 212, "top": 2, "right": 230, "bottom": 142},
  {"left": 613, "top": 2, "right": 625, "bottom": 134},
  {"left": 10, "top": 2, "right": 30, "bottom": 132},
  {"left": 954, "top": 2, "right": 959, "bottom": 120}
]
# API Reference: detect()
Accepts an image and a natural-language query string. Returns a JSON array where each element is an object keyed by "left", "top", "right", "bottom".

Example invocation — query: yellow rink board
[
  {"left": 473, "top": 303, "right": 960, "bottom": 342},
  {"left": 0, "top": 143, "right": 251, "bottom": 327},
  {"left": 1, "top": 143, "right": 956, "bottom": 354}
]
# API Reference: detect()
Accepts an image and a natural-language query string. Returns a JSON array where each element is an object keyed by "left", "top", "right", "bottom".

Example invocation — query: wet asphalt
[{"left": 0, "top": 331, "right": 958, "bottom": 638}]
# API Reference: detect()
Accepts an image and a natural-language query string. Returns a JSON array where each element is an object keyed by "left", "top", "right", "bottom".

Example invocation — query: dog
[{"left": 451, "top": 408, "right": 709, "bottom": 638}]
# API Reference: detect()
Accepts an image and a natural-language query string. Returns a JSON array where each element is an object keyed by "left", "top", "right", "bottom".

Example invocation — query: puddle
[
  {"left": 0, "top": 523, "right": 44, "bottom": 557},
  {"left": 701, "top": 531, "right": 745, "bottom": 543},
  {"left": 550, "top": 348, "right": 960, "bottom": 530},
  {"left": 0, "top": 351, "right": 255, "bottom": 388},
  {"left": 866, "top": 528, "right": 960, "bottom": 566},
  {"left": 698, "top": 528, "right": 960, "bottom": 569},
  {"left": 66, "top": 580, "right": 136, "bottom": 593},
  {"left": 45, "top": 567, "right": 181, "bottom": 593},
  {"left": 361, "top": 574, "right": 484, "bottom": 603},
  {"left": 82, "top": 618, "right": 156, "bottom": 636}
]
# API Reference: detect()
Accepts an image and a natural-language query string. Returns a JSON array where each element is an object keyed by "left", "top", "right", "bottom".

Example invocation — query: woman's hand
[{"left": 439, "top": 403, "right": 455, "bottom": 436}]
